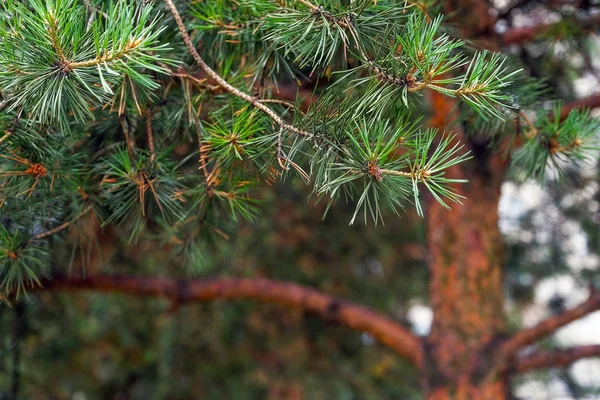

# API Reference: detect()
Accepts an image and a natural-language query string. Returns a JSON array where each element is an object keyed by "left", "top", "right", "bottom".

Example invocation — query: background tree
[{"left": 1, "top": 0, "right": 600, "bottom": 399}]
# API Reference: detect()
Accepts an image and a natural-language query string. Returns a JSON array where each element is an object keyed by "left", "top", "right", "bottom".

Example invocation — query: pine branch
[
  {"left": 511, "top": 103, "right": 600, "bottom": 182},
  {"left": 28, "top": 274, "right": 424, "bottom": 368},
  {"left": 163, "top": 0, "right": 312, "bottom": 138},
  {"left": 514, "top": 345, "right": 600, "bottom": 373}
]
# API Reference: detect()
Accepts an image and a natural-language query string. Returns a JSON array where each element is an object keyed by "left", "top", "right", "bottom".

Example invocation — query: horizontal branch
[
  {"left": 514, "top": 345, "right": 600, "bottom": 373},
  {"left": 560, "top": 94, "right": 600, "bottom": 120},
  {"left": 501, "top": 291, "right": 600, "bottom": 358},
  {"left": 35, "top": 274, "right": 424, "bottom": 368},
  {"left": 501, "top": 14, "right": 600, "bottom": 45}
]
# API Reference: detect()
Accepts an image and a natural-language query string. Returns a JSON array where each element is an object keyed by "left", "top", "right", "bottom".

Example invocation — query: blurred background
[{"left": 2, "top": 0, "right": 600, "bottom": 399}]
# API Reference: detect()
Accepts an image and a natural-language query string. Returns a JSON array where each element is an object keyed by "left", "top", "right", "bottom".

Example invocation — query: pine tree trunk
[{"left": 423, "top": 93, "right": 510, "bottom": 399}]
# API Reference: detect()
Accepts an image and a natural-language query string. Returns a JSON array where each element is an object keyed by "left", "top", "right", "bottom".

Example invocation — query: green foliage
[
  {"left": 97, "top": 148, "right": 186, "bottom": 237},
  {"left": 0, "top": 0, "right": 597, "bottom": 296},
  {"left": 512, "top": 104, "right": 600, "bottom": 182},
  {"left": 0, "top": 0, "right": 173, "bottom": 129},
  {"left": 0, "top": 225, "right": 49, "bottom": 297}
]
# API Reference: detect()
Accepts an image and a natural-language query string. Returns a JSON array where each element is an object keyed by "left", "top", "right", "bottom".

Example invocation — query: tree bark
[
  {"left": 420, "top": 88, "right": 600, "bottom": 398},
  {"left": 514, "top": 345, "right": 600, "bottom": 373},
  {"left": 35, "top": 274, "right": 424, "bottom": 367},
  {"left": 422, "top": 91, "right": 510, "bottom": 399}
]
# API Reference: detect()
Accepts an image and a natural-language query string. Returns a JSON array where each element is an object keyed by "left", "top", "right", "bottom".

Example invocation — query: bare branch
[
  {"left": 514, "top": 345, "right": 600, "bottom": 373},
  {"left": 145, "top": 106, "right": 156, "bottom": 164},
  {"left": 501, "top": 292, "right": 600, "bottom": 358},
  {"left": 32, "top": 274, "right": 424, "bottom": 368},
  {"left": 29, "top": 204, "right": 94, "bottom": 242}
]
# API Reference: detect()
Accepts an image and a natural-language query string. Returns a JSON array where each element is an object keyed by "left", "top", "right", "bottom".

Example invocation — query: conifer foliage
[{"left": 0, "top": 0, "right": 597, "bottom": 295}]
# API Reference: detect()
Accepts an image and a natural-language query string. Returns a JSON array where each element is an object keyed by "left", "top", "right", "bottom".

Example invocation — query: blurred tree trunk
[
  {"left": 423, "top": 2, "right": 510, "bottom": 397},
  {"left": 423, "top": 92, "right": 509, "bottom": 400}
]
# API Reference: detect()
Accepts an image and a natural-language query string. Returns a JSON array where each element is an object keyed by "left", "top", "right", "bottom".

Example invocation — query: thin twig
[
  {"left": 89, "top": 141, "right": 126, "bottom": 163},
  {"left": 195, "top": 125, "right": 211, "bottom": 180},
  {"left": 163, "top": 0, "right": 313, "bottom": 139},
  {"left": 82, "top": 0, "right": 109, "bottom": 19},
  {"left": 145, "top": 106, "right": 156, "bottom": 164},
  {"left": 277, "top": 127, "right": 289, "bottom": 171},
  {"left": 171, "top": 72, "right": 221, "bottom": 93},
  {"left": 0, "top": 114, "right": 20, "bottom": 145},
  {"left": 82, "top": 0, "right": 109, "bottom": 30},
  {"left": 379, "top": 168, "right": 416, "bottom": 178},
  {"left": 519, "top": 110, "right": 538, "bottom": 139},
  {"left": 295, "top": 0, "right": 320, "bottom": 10},
  {"left": 119, "top": 116, "right": 136, "bottom": 162},
  {"left": 29, "top": 204, "right": 94, "bottom": 242},
  {"left": 0, "top": 131, "right": 12, "bottom": 144},
  {"left": 84, "top": 0, "right": 96, "bottom": 31},
  {"left": 259, "top": 99, "right": 306, "bottom": 116},
  {"left": 276, "top": 127, "right": 310, "bottom": 180}
]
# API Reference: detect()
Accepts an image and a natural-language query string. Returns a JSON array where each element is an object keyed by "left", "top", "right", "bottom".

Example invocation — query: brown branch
[
  {"left": 119, "top": 116, "right": 135, "bottom": 162},
  {"left": 501, "top": 14, "right": 600, "bottom": 45},
  {"left": 29, "top": 204, "right": 94, "bottom": 242},
  {"left": 501, "top": 291, "right": 600, "bottom": 358},
  {"left": 34, "top": 274, "right": 424, "bottom": 368},
  {"left": 514, "top": 345, "right": 600, "bottom": 373},
  {"left": 559, "top": 94, "right": 600, "bottom": 120},
  {"left": 145, "top": 106, "right": 156, "bottom": 164}
]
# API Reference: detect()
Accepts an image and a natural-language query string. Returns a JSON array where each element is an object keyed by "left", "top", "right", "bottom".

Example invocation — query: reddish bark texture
[
  {"left": 423, "top": 91, "right": 509, "bottom": 399},
  {"left": 420, "top": 1, "right": 600, "bottom": 396},
  {"left": 39, "top": 274, "right": 424, "bottom": 367},
  {"left": 515, "top": 345, "right": 600, "bottom": 373},
  {"left": 419, "top": 2, "right": 513, "bottom": 397}
]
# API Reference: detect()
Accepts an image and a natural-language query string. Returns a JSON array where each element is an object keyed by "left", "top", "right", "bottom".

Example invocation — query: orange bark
[
  {"left": 423, "top": 91, "right": 509, "bottom": 399},
  {"left": 425, "top": 380, "right": 506, "bottom": 400},
  {"left": 37, "top": 274, "right": 424, "bottom": 367}
]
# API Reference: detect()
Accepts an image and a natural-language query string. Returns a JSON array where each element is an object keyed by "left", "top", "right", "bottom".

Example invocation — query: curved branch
[
  {"left": 501, "top": 291, "right": 600, "bottom": 358},
  {"left": 36, "top": 274, "right": 424, "bottom": 368},
  {"left": 514, "top": 345, "right": 600, "bottom": 373}
]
